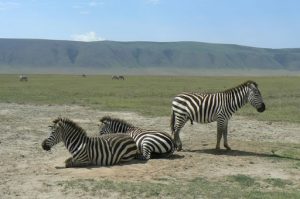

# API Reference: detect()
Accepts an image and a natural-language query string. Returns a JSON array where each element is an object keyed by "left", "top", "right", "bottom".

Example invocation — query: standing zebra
[
  {"left": 19, "top": 75, "right": 28, "bottom": 81},
  {"left": 112, "top": 75, "right": 119, "bottom": 80},
  {"left": 118, "top": 75, "right": 125, "bottom": 80},
  {"left": 42, "top": 117, "right": 137, "bottom": 167},
  {"left": 171, "top": 80, "right": 265, "bottom": 151},
  {"left": 99, "top": 116, "right": 175, "bottom": 160}
]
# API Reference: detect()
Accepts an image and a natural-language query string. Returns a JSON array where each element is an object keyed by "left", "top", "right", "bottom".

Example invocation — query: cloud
[
  {"left": 71, "top": 32, "right": 105, "bottom": 42},
  {"left": 88, "top": 1, "right": 103, "bottom": 7},
  {"left": 72, "top": 1, "right": 103, "bottom": 15}
]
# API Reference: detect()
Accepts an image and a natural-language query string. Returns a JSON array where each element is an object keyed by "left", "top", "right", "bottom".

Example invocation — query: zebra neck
[
  {"left": 113, "top": 123, "right": 135, "bottom": 133},
  {"left": 62, "top": 126, "right": 87, "bottom": 155},
  {"left": 225, "top": 86, "right": 248, "bottom": 113}
]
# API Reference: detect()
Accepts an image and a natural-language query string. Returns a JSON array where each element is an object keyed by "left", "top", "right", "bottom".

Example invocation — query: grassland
[
  {"left": 0, "top": 74, "right": 299, "bottom": 123},
  {"left": 1, "top": 76, "right": 300, "bottom": 198},
  {"left": 57, "top": 175, "right": 300, "bottom": 199}
]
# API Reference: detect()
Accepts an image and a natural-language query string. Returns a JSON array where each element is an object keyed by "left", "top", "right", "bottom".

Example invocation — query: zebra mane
[
  {"left": 243, "top": 80, "right": 258, "bottom": 87},
  {"left": 223, "top": 80, "right": 258, "bottom": 93},
  {"left": 52, "top": 117, "right": 87, "bottom": 136},
  {"left": 186, "top": 80, "right": 259, "bottom": 95},
  {"left": 100, "top": 116, "right": 135, "bottom": 128}
]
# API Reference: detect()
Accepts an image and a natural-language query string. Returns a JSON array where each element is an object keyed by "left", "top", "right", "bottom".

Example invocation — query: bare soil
[{"left": 0, "top": 103, "right": 300, "bottom": 198}]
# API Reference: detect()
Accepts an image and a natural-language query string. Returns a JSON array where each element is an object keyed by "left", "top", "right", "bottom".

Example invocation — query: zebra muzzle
[
  {"left": 257, "top": 103, "right": 266, "bottom": 113},
  {"left": 42, "top": 140, "right": 51, "bottom": 151}
]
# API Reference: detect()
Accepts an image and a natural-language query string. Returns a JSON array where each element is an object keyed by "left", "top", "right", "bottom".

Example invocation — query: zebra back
[
  {"left": 90, "top": 133, "right": 137, "bottom": 165},
  {"left": 172, "top": 80, "right": 265, "bottom": 124},
  {"left": 99, "top": 116, "right": 176, "bottom": 159}
]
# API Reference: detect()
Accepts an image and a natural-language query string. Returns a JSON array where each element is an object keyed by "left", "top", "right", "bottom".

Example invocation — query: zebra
[
  {"left": 118, "top": 75, "right": 125, "bottom": 80},
  {"left": 171, "top": 80, "right": 266, "bottom": 151},
  {"left": 42, "top": 117, "right": 137, "bottom": 167},
  {"left": 98, "top": 116, "right": 175, "bottom": 160},
  {"left": 19, "top": 75, "right": 28, "bottom": 81},
  {"left": 112, "top": 75, "right": 119, "bottom": 80}
]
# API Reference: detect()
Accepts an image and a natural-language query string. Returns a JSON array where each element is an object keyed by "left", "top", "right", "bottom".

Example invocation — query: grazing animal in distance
[
  {"left": 118, "top": 75, "right": 125, "bottom": 80},
  {"left": 112, "top": 75, "right": 125, "bottom": 80},
  {"left": 171, "top": 80, "right": 266, "bottom": 151},
  {"left": 19, "top": 75, "right": 28, "bottom": 81},
  {"left": 112, "top": 75, "right": 119, "bottom": 80},
  {"left": 42, "top": 117, "right": 137, "bottom": 167},
  {"left": 99, "top": 116, "right": 175, "bottom": 160}
]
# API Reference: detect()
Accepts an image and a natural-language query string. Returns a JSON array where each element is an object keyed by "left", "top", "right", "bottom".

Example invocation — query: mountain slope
[{"left": 0, "top": 39, "right": 300, "bottom": 72}]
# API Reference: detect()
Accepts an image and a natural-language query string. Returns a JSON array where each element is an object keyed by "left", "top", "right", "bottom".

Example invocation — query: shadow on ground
[{"left": 184, "top": 148, "right": 300, "bottom": 161}]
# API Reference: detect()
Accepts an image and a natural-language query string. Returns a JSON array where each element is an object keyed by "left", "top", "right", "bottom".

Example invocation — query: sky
[{"left": 0, "top": 0, "right": 299, "bottom": 48}]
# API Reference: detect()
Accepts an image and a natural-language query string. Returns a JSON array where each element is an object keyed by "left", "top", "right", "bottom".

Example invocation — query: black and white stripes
[
  {"left": 42, "top": 117, "right": 137, "bottom": 167},
  {"left": 99, "top": 116, "right": 175, "bottom": 160},
  {"left": 171, "top": 80, "right": 265, "bottom": 151},
  {"left": 42, "top": 80, "right": 266, "bottom": 168}
]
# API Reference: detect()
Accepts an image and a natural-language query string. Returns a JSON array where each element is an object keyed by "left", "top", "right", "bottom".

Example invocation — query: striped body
[
  {"left": 19, "top": 75, "right": 28, "bottom": 81},
  {"left": 171, "top": 80, "right": 265, "bottom": 150},
  {"left": 42, "top": 118, "right": 137, "bottom": 167},
  {"left": 99, "top": 117, "right": 175, "bottom": 160}
]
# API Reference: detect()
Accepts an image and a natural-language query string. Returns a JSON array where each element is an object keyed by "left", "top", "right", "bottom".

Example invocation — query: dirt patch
[{"left": 0, "top": 103, "right": 300, "bottom": 198}]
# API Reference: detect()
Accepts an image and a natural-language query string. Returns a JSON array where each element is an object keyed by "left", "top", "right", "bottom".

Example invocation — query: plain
[
  {"left": 0, "top": 74, "right": 300, "bottom": 122},
  {"left": 0, "top": 74, "right": 300, "bottom": 198}
]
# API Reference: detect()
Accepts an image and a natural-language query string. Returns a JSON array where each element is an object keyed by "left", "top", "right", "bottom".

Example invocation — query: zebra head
[
  {"left": 98, "top": 117, "right": 114, "bottom": 135},
  {"left": 246, "top": 81, "right": 265, "bottom": 113},
  {"left": 99, "top": 116, "right": 133, "bottom": 135},
  {"left": 42, "top": 118, "right": 64, "bottom": 151}
]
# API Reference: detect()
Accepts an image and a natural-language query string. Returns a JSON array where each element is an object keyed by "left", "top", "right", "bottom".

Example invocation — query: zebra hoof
[
  {"left": 225, "top": 145, "right": 231, "bottom": 150},
  {"left": 176, "top": 146, "right": 183, "bottom": 151},
  {"left": 136, "top": 154, "right": 149, "bottom": 161},
  {"left": 65, "top": 158, "right": 73, "bottom": 168}
]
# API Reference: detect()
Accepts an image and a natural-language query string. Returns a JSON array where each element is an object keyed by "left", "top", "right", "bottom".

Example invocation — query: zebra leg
[
  {"left": 174, "top": 129, "right": 183, "bottom": 151},
  {"left": 65, "top": 157, "right": 75, "bottom": 168},
  {"left": 65, "top": 157, "right": 90, "bottom": 168},
  {"left": 173, "top": 117, "right": 188, "bottom": 151},
  {"left": 216, "top": 120, "right": 224, "bottom": 150},
  {"left": 136, "top": 153, "right": 151, "bottom": 160},
  {"left": 216, "top": 131, "right": 222, "bottom": 150},
  {"left": 137, "top": 143, "right": 152, "bottom": 160},
  {"left": 222, "top": 121, "right": 231, "bottom": 150}
]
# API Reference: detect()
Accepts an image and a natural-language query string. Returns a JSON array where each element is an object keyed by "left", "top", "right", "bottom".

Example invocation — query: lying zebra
[
  {"left": 42, "top": 117, "right": 137, "bottom": 167},
  {"left": 99, "top": 116, "right": 175, "bottom": 160}
]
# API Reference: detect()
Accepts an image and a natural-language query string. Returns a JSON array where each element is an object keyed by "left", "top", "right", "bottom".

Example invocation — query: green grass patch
[
  {"left": 227, "top": 174, "right": 256, "bottom": 187},
  {"left": 265, "top": 178, "right": 293, "bottom": 188},
  {"left": 1, "top": 75, "right": 300, "bottom": 122},
  {"left": 271, "top": 146, "right": 300, "bottom": 160},
  {"left": 57, "top": 176, "right": 300, "bottom": 199}
]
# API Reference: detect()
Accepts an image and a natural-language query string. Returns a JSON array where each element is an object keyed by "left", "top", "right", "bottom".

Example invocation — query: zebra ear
[
  {"left": 56, "top": 120, "right": 64, "bottom": 127},
  {"left": 247, "top": 81, "right": 258, "bottom": 89},
  {"left": 99, "top": 119, "right": 108, "bottom": 124},
  {"left": 103, "top": 120, "right": 110, "bottom": 125}
]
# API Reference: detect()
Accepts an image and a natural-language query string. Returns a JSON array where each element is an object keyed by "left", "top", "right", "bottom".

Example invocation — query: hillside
[{"left": 0, "top": 38, "right": 300, "bottom": 73}]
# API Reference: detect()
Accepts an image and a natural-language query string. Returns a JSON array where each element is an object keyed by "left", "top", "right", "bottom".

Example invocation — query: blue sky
[{"left": 0, "top": 0, "right": 299, "bottom": 48}]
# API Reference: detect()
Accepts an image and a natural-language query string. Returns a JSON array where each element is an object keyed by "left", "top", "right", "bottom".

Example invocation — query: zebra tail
[
  {"left": 170, "top": 110, "right": 175, "bottom": 135},
  {"left": 170, "top": 110, "right": 180, "bottom": 150}
]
